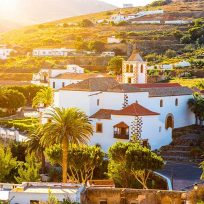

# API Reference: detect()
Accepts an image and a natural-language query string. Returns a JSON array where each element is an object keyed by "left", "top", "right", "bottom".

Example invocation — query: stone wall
[{"left": 81, "top": 188, "right": 187, "bottom": 204}]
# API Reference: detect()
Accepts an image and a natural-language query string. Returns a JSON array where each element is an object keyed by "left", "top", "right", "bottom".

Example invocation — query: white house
[
  {"left": 50, "top": 73, "right": 110, "bottom": 90},
  {"left": 107, "top": 36, "right": 122, "bottom": 44},
  {"left": 31, "top": 64, "right": 85, "bottom": 85},
  {"left": 9, "top": 182, "right": 83, "bottom": 204},
  {"left": 101, "top": 52, "right": 115, "bottom": 57},
  {"left": 110, "top": 14, "right": 128, "bottom": 23},
  {"left": 123, "top": 4, "right": 134, "bottom": 8},
  {"left": 33, "top": 48, "right": 76, "bottom": 57},
  {"left": 0, "top": 46, "right": 14, "bottom": 60}
]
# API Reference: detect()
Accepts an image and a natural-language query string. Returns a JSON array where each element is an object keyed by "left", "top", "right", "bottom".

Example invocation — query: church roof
[
  {"left": 90, "top": 103, "right": 159, "bottom": 119},
  {"left": 60, "top": 77, "right": 119, "bottom": 92},
  {"left": 107, "top": 83, "right": 193, "bottom": 97},
  {"left": 60, "top": 77, "right": 193, "bottom": 97},
  {"left": 128, "top": 50, "right": 144, "bottom": 62},
  {"left": 53, "top": 73, "right": 109, "bottom": 80}
]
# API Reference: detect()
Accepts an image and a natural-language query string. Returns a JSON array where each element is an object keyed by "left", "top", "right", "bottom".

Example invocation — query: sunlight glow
[{"left": 0, "top": 0, "right": 19, "bottom": 19}]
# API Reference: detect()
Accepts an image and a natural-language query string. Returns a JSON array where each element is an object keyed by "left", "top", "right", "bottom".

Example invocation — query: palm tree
[
  {"left": 32, "top": 87, "right": 53, "bottom": 108},
  {"left": 26, "top": 125, "right": 46, "bottom": 174},
  {"left": 41, "top": 107, "right": 93, "bottom": 183}
]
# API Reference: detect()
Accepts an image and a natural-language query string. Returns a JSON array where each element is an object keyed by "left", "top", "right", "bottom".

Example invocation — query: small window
[
  {"left": 160, "top": 99, "right": 163, "bottom": 107},
  {"left": 62, "top": 82, "right": 65, "bottom": 87},
  {"left": 141, "top": 65, "right": 144, "bottom": 73},
  {"left": 97, "top": 99, "right": 100, "bottom": 106},
  {"left": 100, "top": 201, "right": 107, "bottom": 204},
  {"left": 159, "top": 126, "right": 162, "bottom": 132},
  {"left": 53, "top": 82, "right": 56, "bottom": 89},
  {"left": 126, "top": 64, "right": 129, "bottom": 72},
  {"left": 30, "top": 201, "right": 39, "bottom": 204},
  {"left": 175, "top": 98, "right": 178, "bottom": 106},
  {"left": 130, "top": 65, "right": 133, "bottom": 73},
  {"left": 128, "top": 77, "right": 132, "bottom": 84},
  {"left": 96, "top": 123, "right": 103, "bottom": 133}
]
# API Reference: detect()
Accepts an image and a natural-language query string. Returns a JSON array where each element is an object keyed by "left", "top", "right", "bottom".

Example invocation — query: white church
[{"left": 44, "top": 51, "right": 195, "bottom": 151}]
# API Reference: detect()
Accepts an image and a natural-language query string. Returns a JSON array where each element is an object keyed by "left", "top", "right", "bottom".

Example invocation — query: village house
[
  {"left": 31, "top": 64, "right": 85, "bottom": 85},
  {"left": 0, "top": 45, "right": 14, "bottom": 60},
  {"left": 101, "top": 51, "right": 115, "bottom": 57},
  {"left": 43, "top": 51, "right": 195, "bottom": 152},
  {"left": 32, "top": 48, "right": 76, "bottom": 57},
  {"left": 107, "top": 36, "right": 122, "bottom": 44},
  {"left": 8, "top": 182, "right": 83, "bottom": 204},
  {"left": 123, "top": 4, "right": 134, "bottom": 8}
]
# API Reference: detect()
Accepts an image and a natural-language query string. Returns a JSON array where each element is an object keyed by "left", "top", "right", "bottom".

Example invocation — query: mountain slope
[{"left": 0, "top": 0, "right": 116, "bottom": 26}]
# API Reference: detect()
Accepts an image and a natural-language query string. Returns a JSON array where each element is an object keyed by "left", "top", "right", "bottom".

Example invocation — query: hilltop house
[
  {"left": 107, "top": 36, "right": 122, "bottom": 44},
  {"left": 0, "top": 45, "right": 14, "bottom": 60},
  {"left": 32, "top": 48, "right": 76, "bottom": 57},
  {"left": 43, "top": 51, "right": 195, "bottom": 152}
]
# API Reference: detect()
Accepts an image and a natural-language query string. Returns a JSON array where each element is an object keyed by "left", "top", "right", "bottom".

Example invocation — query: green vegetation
[
  {"left": 32, "top": 87, "right": 53, "bottom": 108},
  {"left": 0, "top": 89, "right": 26, "bottom": 115},
  {"left": 46, "top": 144, "right": 104, "bottom": 183},
  {"left": 107, "top": 56, "right": 124, "bottom": 75},
  {"left": 170, "top": 78, "right": 204, "bottom": 89},
  {"left": 188, "top": 93, "right": 204, "bottom": 126},
  {"left": 0, "top": 118, "right": 39, "bottom": 132},
  {"left": 15, "top": 154, "right": 41, "bottom": 183},
  {"left": 0, "top": 145, "right": 17, "bottom": 182},
  {"left": 41, "top": 107, "right": 93, "bottom": 183},
  {"left": 108, "top": 142, "right": 164, "bottom": 189}
]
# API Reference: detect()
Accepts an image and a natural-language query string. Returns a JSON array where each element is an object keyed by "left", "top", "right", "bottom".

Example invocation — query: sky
[{"left": 100, "top": 0, "right": 153, "bottom": 7}]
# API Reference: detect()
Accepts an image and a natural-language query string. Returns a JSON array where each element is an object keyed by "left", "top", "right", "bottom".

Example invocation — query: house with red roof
[{"left": 43, "top": 51, "right": 195, "bottom": 151}]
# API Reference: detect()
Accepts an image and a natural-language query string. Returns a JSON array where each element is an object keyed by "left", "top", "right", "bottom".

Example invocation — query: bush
[{"left": 81, "top": 19, "right": 94, "bottom": 27}]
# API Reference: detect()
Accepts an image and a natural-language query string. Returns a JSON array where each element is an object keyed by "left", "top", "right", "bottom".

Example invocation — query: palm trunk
[
  {"left": 62, "top": 136, "right": 68, "bottom": 183},
  {"left": 41, "top": 151, "right": 45, "bottom": 174}
]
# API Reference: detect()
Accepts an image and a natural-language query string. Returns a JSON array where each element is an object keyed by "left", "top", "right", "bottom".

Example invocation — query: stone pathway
[{"left": 158, "top": 161, "right": 202, "bottom": 190}]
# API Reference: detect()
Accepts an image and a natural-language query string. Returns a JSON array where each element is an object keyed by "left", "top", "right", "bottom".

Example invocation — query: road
[{"left": 158, "top": 161, "right": 203, "bottom": 190}]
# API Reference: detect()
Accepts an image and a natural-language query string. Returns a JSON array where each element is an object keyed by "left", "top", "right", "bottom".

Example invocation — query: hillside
[
  {"left": 0, "top": 0, "right": 116, "bottom": 29},
  {"left": 0, "top": 1, "right": 203, "bottom": 49},
  {"left": 0, "top": 0, "right": 203, "bottom": 79}
]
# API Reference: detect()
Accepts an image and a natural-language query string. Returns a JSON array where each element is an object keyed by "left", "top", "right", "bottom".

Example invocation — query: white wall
[
  {"left": 0, "top": 48, "right": 13, "bottom": 60},
  {"left": 50, "top": 78, "right": 82, "bottom": 90},
  {"left": 90, "top": 114, "right": 168, "bottom": 151}
]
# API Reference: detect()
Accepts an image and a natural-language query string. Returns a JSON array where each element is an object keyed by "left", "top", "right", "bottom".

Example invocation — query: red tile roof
[
  {"left": 113, "top": 103, "right": 159, "bottom": 116},
  {"left": 90, "top": 103, "right": 159, "bottom": 119}
]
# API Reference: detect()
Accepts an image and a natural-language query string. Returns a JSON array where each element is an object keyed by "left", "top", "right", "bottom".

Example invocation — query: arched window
[
  {"left": 160, "top": 99, "right": 163, "bottom": 107},
  {"left": 126, "top": 64, "right": 129, "bottom": 73},
  {"left": 165, "top": 114, "right": 174, "bottom": 129},
  {"left": 130, "top": 65, "right": 133, "bottom": 73},
  {"left": 175, "top": 98, "right": 178, "bottom": 106},
  {"left": 141, "top": 64, "right": 144, "bottom": 73}
]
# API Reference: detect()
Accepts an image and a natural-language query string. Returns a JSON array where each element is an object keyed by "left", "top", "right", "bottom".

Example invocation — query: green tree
[
  {"left": 165, "top": 49, "right": 177, "bottom": 58},
  {"left": 26, "top": 125, "right": 46, "bottom": 173},
  {"left": 15, "top": 154, "right": 41, "bottom": 183},
  {"left": 32, "top": 87, "right": 53, "bottom": 108},
  {"left": 107, "top": 56, "right": 124, "bottom": 75},
  {"left": 108, "top": 142, "right": 163, "bottom": 189},
  {"left": 0, "top": 145, "right": 17, "bottom": 182},
  {"left": 81, "top": 19, "right": 94, "bottom": 27},
  {"left": 0, "top": 89, "right": 26, "bottom": 114},
  {"left": 188, "top": 93, "right": 204, "bottom": 126},
  {"left": 41, "top": 107, "right": 93, "bottom": 183},
  {"left": 180, "top": 35, "right": 191, "bottom": 44},
  {"left": 46, "top": 144, "right": 104, "bottom": 183},
  {"left": 88, "top": 41, "right": 105, "bottom": 52}
]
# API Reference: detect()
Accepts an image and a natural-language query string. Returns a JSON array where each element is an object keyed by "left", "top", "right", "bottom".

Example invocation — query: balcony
[{"left": 114, "top": 131, "right": 129, "bottom": 140}]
